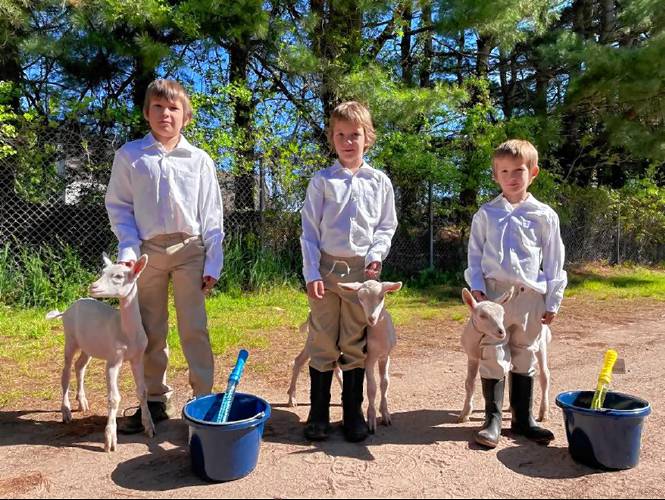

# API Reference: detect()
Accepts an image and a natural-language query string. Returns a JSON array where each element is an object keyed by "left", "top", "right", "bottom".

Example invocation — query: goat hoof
[
  {"left": 78, "top": 399, "right": 89, "bottom": 412},
  {"left": 105, "top": 437, "right": 117, "bottom": 452},
  {"left": 458, "top": 414, "right": 469, "bottom": 423},
  {"left": 62, "top": 408, "right": 72, "bottom": 423},
  {"left": 287, "top": 397, "right": 297, "bottom": 408}
]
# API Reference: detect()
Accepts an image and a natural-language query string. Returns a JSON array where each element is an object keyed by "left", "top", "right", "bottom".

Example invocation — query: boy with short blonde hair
[
  {"left": 300, "top": 101, "right": 397, "bottom": 442},
  {"left": 465, "top": 138, "right": 567, "bottom": 448},
  {"left": 106, "top": 79, "right": 224, "bottom": 433}
]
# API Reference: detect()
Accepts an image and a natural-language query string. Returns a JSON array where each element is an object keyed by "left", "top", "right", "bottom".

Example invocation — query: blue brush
[{"left": 215, "top": 349, "right": 249, "bottom": 423}]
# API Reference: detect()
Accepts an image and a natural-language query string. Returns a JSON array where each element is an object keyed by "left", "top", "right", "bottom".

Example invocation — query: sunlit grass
[{"left": 566, "top": 263, "right": 665, "bottom": 299}]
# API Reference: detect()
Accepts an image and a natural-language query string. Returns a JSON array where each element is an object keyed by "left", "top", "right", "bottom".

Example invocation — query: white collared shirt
[
  {"left": 105, "top": 133, "right": 225, "bottom": 279},
  {"left": 300, "top": 160, "right": 398, "bottom": 283},
  {"left": 464, "top": 193, "right": 567, "bottom": 312}
]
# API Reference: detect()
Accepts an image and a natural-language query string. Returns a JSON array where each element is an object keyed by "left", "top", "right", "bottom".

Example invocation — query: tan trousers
[
  {"left": 138, "top": 233, "right": 214, "bottom": 402},
  {"left": 482, "top": 279, "right": 547, "bottom": 379},
  {"left": 307, "top": 252, "right": 368, "bottom": 372}
]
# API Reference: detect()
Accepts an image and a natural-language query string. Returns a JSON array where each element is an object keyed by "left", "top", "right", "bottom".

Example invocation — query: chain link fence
[{"left": 1, "top": 126, "right": 663, "bottom": 280}]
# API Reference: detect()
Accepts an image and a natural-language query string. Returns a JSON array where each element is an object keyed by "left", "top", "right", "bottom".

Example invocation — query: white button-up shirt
[
  {"left": 300, "top": 161, "right": 398, "bottom": 283},
  {"left": 105, "top": 133, "right": 225, "bottom": 279},
  {"left": 464, "top": 193, "right": 567, "bottom": 312}
]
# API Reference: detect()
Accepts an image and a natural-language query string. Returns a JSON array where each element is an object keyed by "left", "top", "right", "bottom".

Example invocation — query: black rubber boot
[
  {"left": 342, "top": 368, "right": 369, "bottom": 442},
  {"left": 510, "top": 372, "right": 554, "bottom": 444},
  {"left": 475, "top": 377, "right": 505, "bottom": 448},
  {"left": 304, "top": 366, "right": 333, "bottom": 441},
  {"left": 118, "top": 400, "right": 174, "bottom": 434}
]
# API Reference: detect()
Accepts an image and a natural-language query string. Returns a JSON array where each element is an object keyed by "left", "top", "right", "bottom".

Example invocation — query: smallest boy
[
  {"left": 464, "top": 139, "right": 567, "bottom": 448},
  {"left": 105, "top": 79, "right": 224, "bottom": 433}
]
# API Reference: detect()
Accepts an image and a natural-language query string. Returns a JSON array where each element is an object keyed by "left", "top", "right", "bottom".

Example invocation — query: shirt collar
[
  {"left": 489, "top": 192, "right": 537, "bottom": 209},
  {"left": 331, "top": 159, "right": 369, "bottom": 174},
  {"left": 141, "top": 133, "right": 195, "bottom": 156}
]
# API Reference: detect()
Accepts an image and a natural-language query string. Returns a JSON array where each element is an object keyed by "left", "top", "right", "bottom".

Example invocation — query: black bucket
[{"left": 556, "top": 390, "right": 651, "bottom": 470}]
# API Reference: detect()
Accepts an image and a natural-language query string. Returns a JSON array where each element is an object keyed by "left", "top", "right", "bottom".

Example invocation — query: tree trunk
[
  {"left": 400, "top": 1, "right": 413, "bottom": 85},
  {"left": 419, "top": 3, "right": 433, "bottom": 89},
  {"left": 130, "top": 58, "right": 156, "bottom": 139},
  {"left": 599, "top": 0, "right": 616, "bottom": 44},
  {"left": 498, "top": 49, "right": 513, "bottom": 118},
  {"left": 476, "top": 35, "right": 492, "bottom": 78},
  {"left": 230, "top": 42, "right": 256, "bottom": 212}
]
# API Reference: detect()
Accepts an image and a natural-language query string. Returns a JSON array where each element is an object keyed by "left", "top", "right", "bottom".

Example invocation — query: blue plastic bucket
[
  {"left": 556, "top": 390, "right": 651, "bottom": 470},
  {"left": 182, "top": 392, "right": 271, "bottom": 482}
]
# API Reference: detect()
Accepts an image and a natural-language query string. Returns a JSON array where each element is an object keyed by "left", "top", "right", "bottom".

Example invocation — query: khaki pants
[
  {"left": 481, "top": 279, "right": 547, "bottom": 379},
  {"left": 138, "top": 233, "right": 214, "bottom": 402},
  {"left": 308, "top": 252, "right": 368, "bottom": 373}
]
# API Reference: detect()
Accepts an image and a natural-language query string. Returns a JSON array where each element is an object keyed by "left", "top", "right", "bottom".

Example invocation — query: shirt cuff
[
  {"left": 365, "top": 252, "right": 383, "bottom": 268},
  {"left": 118, "top": 245, "right": 139, "bottom": 264},
  {"left": 304, "top": 266, "right": 322, "bottom": 284},
  {"left": 464, "top": 268, "right": 486, "bottom": 293}
]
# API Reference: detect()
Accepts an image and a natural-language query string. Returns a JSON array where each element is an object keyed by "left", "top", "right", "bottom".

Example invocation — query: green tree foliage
[{"left": 1, "top": 0, "right": 664, "bottom": 270}]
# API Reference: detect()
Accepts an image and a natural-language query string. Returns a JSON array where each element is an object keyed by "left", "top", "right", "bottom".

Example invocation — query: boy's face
[
  {"left": 332, "top": 119, "right": 366, "bottom": 169},
  {"left": 492, "top": 156, "right": 539, "bottom": 203},
  {"left": 144, "top": 96, "right": 189, "bottom": 144}
]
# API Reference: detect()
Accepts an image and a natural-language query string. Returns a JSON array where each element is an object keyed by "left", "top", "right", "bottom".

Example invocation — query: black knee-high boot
[
  {"left": 510, "top": 372, "right": 554, "bottom": 444},
  {"left": 342, "top": 368, "right": 369, "bottom": 442},
  {"left": 475, "top": 377, "right": 505, "bottom": 448},
  {"left": 304, "top": 366, "right": 333, "bottom": 441}
]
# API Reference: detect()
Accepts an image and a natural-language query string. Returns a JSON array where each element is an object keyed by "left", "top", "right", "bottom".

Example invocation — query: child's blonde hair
[
  {"left": 143, "top": 79, "right": 193, "bottom": 122},
  {"left": 327, "top": 101, "right": 376, "bottom": 151},
  {"left": 492, "top": 139, "right": 539, "bottom": 170}
]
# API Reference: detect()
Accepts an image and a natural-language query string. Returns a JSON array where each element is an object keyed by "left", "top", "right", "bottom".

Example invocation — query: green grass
[
  {"left": 2, "top": 264, "right": 665, "bottom": 407},
  {"left": 566, "top": 264, "right": 665, "bottom": 299}
]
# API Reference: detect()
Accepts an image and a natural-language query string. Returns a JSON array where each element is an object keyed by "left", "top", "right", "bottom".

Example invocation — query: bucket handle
[{"left": 217, "top": 411, "right": 265, "bottom": 426}]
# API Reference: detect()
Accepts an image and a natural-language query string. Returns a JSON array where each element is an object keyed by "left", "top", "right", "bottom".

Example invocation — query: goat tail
[{"left": 46, "top": 310, "right": 63, "bottom": 320}]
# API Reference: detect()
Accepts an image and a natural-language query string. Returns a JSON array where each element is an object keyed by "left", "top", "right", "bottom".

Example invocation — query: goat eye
[{"left": 479, "top": 313, "right": 487, "bottom": 319}]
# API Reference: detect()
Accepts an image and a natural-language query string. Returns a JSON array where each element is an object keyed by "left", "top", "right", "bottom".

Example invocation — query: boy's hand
[
  {"left": 307, "top": 280, "right": 325, "bottom": 300},
  {"left": 202, "top": 276, "right": 217, "bottom": 296},
  {"left": 542, "top": 311, "right": 556, "bottom": 325},
  {"left": 471, "top": 290, "right": 488, "bottom": 302},
  {"left": 365, "top": 261, "right": 381, "bottom": 280}
]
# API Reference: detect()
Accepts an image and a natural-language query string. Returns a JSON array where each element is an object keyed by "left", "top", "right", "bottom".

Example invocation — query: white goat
[
  {"left": 46, "top": 253, "right": 155, "bottom": 452},
  {"left": 287, "top": 280, "right": 402, "bottom": 433},
  {"left": 458, "top": 288, "right": 551, "bottom": 423}
]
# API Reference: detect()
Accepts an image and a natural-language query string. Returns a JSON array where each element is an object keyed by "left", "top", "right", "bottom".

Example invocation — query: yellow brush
[{"left": 591, "top": 349, "right": 619, "bottom": 410}]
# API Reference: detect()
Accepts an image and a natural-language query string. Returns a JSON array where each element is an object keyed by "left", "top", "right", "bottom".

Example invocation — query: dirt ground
[{"left": 1, "top": 296, "right": 663, "bottom": 499}]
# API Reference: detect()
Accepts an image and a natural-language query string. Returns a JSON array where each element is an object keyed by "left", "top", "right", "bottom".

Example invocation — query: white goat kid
[
  {"left": 46, "top": 254, "right": 155, "bottom": 452},
  {"left": 338, "top": 280, "right": 402, "bottom": 433},
  {"left": 458, "top": 287, "right": 551, "bottom": 423},
  {"left": 458, "top": 287, "right": 512, "bottom": 423},
  {"left": 287, "top": 280, "right": 402, "bottom": 433}
]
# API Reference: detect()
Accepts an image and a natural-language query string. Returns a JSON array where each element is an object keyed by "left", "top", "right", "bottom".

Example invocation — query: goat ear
[
  {"left": 338, "top": 282, "right": 363, "bottom": 291},
  {"left": 382, "top": 281, "right": 403, "bottom": 293},
  {"left": 131, "top": 254, "right": 149, "bottom": 278},
  {"left": 102, "top": 252, "right": 113, "bottom": 268},
  {"left": 462, "top": 288, "right": 476, "bottom": 310},
  {"left": 495, "top": 287, "right": 514, "bottom": 305}
]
